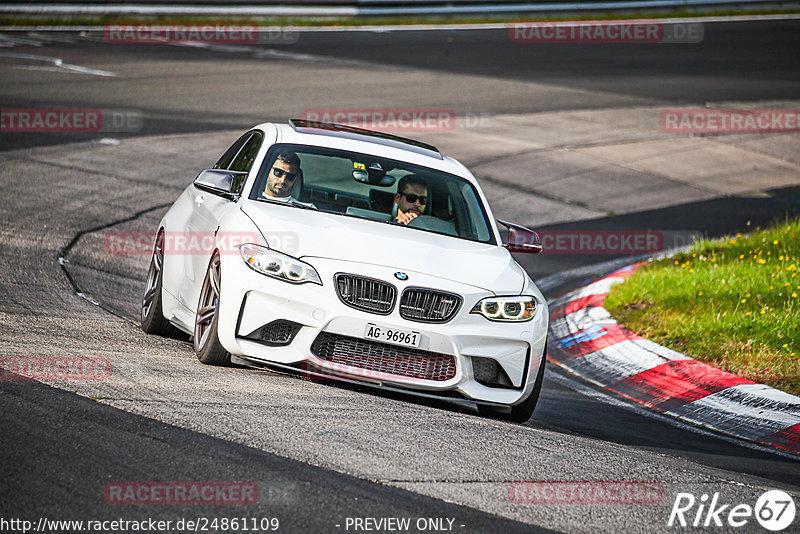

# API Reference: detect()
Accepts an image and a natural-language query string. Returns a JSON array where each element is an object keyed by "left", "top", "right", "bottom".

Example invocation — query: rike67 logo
[{"left": 668, "top": 490, "right": 796, "bottom": 531}]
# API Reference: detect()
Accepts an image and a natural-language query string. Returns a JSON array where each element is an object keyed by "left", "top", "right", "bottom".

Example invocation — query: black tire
[
  {"left": 478, "top": 347, "right": 547, "bottom": 423},
  {"left": 141, "top": 231, "right": 182, "bottom": 338},
  {"left": 193, "top": 252, "right": 230, "bottom": 366}
]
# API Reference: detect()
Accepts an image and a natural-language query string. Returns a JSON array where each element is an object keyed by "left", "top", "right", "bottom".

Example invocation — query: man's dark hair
[
  {"left": 275, "top": 150, "right": 301, "bottom": 168},
  {"left": 397, "top": 174, "right": 427, "bottom": 195}
]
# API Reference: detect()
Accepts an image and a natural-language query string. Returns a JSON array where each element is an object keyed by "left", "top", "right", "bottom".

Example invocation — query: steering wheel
[{"left": 407, "top": 215, "right": 459, "bottom": 236}]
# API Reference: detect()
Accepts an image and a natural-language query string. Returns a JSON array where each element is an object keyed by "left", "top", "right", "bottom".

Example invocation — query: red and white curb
[{"left": 547, "top": 263, "right": 800, "bottom": 455}]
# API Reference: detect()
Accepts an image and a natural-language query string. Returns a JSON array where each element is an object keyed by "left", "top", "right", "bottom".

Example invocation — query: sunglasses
[
  {"left": 401, "top": 193, "right": 428, "bottom": 204},
  {"left": 272, "top": 167, "right": 297, "bottom": 181}
]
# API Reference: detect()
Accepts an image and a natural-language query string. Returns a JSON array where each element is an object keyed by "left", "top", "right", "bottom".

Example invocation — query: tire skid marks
[
  {"left": 669, "top": 385, "right": 800, "bottom": 436},
  {"left": 0, "top": 32, "right": 44, "bottom": 47},
  {"left": 566, "top": 339, "right": 692, "bottom": 386},
  {"left": 0, "top": 31, "right": 77, "bottom": 48},
  {"left": 547, "top": 263, "right": 800, "bottom": 455},
  {"left": 0, "top": 32, "right": 113, "bottom": 76},
  {"left": 0, "top": 51, "right": 115, "bottom": 76}
]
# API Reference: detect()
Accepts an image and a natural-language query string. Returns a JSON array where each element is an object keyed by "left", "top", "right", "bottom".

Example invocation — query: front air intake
[
  {"left": 311, "top": 332, "right": 456, "bottom": 381},
  {"left": 242, "top": 320, "right": 301, "bottom": 346},
  {"left": 472, "top": 357, "right": 514, "bottom": 388}
]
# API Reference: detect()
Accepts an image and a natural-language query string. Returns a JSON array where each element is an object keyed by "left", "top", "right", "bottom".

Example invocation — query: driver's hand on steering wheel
[{"left": 396, "top": 212, "right": 419, "bottom": 225}]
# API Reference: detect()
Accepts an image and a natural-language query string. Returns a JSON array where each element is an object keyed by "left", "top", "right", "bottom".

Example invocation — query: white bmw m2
[{"left": 141, "top": 120, "right": 547, "bottom": 421}]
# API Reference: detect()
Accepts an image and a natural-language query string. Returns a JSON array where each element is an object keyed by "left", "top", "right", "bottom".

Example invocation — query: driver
[
  {"left": 260, "top": 151, "right": 315, "bottom": 208},
  {"left": 262, "top": 151, "right": 301, "bottom": 201},
  {"left": 394, "top": 175, "right": 428, "bottom": 225}
]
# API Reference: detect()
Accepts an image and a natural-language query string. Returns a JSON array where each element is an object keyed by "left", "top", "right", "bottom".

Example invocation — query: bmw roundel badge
[{"left": 394, "top": 272, "right": 408, "bottom": 281}]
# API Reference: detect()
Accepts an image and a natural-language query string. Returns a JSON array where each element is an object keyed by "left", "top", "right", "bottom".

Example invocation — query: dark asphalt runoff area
[
  {"left": 1, "top": 18, "right": 799, "bottom": 533},
  {"left": 2, "top": 18, "right": 798, "bottom": 150},
  {"left": 1, "top": 372, "right": 544, "bottom": 534}
]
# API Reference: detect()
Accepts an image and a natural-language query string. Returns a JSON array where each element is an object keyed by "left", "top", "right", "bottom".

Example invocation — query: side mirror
[
  {"left": 193, "top": 169, "right": 248, "bottom": 200},
  {"left": 498, "top": 219, "right": 543, "bottom": 254}
]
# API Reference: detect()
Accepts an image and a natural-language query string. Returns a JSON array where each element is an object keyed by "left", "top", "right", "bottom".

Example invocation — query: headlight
[
  {"left": 471, "top": 296, "right": 536, "bottom": 322},
  {"left": 239, "top": 243, "right": 322, "bottom": 285}
]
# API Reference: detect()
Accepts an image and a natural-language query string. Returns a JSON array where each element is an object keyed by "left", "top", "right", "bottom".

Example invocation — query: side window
[
  {"left": 213, "top": 131, "right": 263, "bottom": 195},
  {"left": 228, "top": 131, "right": 264, "bottom": 174},
  {"left": 213, "top": 133, "right": 251, "bottom": 170}
]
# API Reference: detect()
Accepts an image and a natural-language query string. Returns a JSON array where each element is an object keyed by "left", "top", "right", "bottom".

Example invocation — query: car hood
[{"left": 241, "top": 201, "right": 524, "bottom": 294}]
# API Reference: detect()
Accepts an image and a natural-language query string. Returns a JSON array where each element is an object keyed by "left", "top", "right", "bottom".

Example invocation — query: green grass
[
  {"left": 605, "top": 217, "right": 800, "bottom": 396},
  {"left": 1, "top": 8, "right": 798, "bottom": 28}
]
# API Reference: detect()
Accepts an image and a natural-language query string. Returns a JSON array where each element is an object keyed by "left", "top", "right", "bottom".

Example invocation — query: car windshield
[{"left": 249, "top": 143, "right": 496, "bottom": 244}]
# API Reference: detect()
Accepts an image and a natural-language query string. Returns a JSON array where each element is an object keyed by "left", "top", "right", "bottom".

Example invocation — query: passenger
[{"left": 394, "top": 175, "right": 428, "bottom": 225}]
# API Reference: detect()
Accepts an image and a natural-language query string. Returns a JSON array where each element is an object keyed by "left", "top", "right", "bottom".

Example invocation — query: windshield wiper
[
  {"left": 257, "top": 197, "right": 317, "bottom": 210},
  {"left": 287, "top": 199, "right": 317, "bottom": 210}
]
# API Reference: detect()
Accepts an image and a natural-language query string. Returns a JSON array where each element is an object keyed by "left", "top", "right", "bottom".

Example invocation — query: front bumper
[{"left": 216, "top": 254, "right": 548, "bottom": 406}]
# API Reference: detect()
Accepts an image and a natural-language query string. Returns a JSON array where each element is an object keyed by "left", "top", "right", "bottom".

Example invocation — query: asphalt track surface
[{"left": 1, "top": 18, "right": 800, "bottom": 533}]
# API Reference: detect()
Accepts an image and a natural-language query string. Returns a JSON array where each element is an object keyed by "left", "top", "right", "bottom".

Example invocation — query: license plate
[{"left": 364, "top": 323, "right": 421, "bottom": 348}]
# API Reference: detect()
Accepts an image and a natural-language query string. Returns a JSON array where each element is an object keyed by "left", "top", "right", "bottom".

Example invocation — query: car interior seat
[
  {"left": 292, "top": 169, "right": 307, "bottom": 201},
  {"left": 369, "top": 189, "right": 395, "bottom": 214}
]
